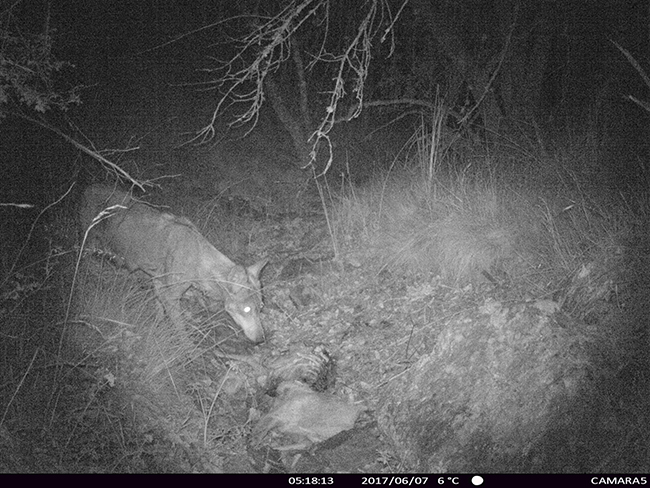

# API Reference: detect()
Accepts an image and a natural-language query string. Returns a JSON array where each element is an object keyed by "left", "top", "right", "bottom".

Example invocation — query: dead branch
[
  {"left": 10, "top": 111, "right": 144, "bottom": 190},
  {"left": 196, "top": 0, "right": 326, "bottom": 144},
  {"left": 198, "top": 0, "right": 409, "bottom": 176}
]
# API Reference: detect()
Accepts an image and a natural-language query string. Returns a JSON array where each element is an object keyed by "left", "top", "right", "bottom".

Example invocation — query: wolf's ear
[{"left": 247, "top": 259, "right": 268, "bottom": 279}]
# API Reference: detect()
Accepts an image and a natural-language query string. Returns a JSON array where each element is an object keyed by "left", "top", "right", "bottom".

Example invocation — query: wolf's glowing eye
[{"left": 244, "top": 306, "right": 251, "bottom": 313}]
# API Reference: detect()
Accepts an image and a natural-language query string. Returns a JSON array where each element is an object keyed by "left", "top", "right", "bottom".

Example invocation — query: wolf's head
[{"left": 223, "top": 260, "right": 268, "bottom": 343}]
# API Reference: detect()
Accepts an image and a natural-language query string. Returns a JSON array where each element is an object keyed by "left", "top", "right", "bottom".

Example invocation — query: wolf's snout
[
  {"left": 226, "top": 302, "right": 265, "bottom": 343},
  {"left": 244, "top": 326, "right": 265, "bottom": 344}
]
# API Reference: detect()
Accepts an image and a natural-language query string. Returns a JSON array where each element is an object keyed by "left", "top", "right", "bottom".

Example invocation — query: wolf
[{"left": 79, "top": 184, "right": 268, "bottom": 343}]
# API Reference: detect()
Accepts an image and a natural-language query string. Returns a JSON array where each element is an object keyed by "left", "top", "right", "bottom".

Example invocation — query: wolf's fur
[{"left": 79, "top": 184, "right": 267, "bottom": 343}]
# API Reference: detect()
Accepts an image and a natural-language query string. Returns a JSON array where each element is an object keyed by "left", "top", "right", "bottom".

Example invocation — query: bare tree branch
[
  {"left": 195, "top": 0, "right": 325, "bottom": 143},
  {"left": 613, "top": 40, "right": 650, "bottom": 115},
  {"left": 198, "top": 0, "right": 409, "bottom": 175},
  {"left": 11, "top": 111, "right": 144, "bottom": 190}
]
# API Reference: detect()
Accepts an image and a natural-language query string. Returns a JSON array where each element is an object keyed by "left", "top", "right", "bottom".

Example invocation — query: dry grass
[
  {"left": 0, "top": 206, "right": 260, "bottom": 472},
  {"left": 1, "top": 114, "right": 649, "bottom": 472},
  {"left": 326, "top": 119, "right": 650, "bottom": 472},
  {"left": 332, "top": 128, "right": 635, "bottom": 302}
]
